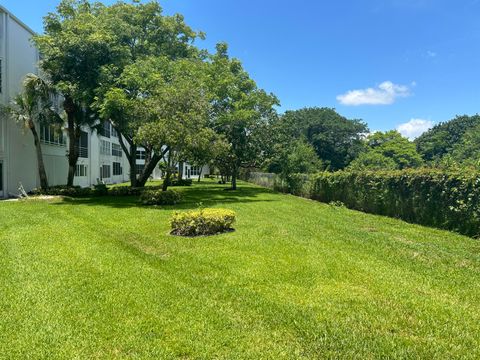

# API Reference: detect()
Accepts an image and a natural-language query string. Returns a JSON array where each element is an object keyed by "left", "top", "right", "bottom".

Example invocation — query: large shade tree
[
  {"left": 348, "top": 130, "right": 424, "bottom": 170},
  {"left": 275, "top": 107, "right": 368, "bottom": 170},
  {"left": 100, "top": 57, "right": 211, "bottom": 189},
  {"left": 33, "top": 0, "right": 119, "bottom": 185},
  {"left": 95, "top": 0, "right": 202, "bottom": 186},
  {"left": 209, "top": 43, "right": 279, "bottom": 190},
  {"left": 35, "top": 0, "right": 202, "bottom": 186}
]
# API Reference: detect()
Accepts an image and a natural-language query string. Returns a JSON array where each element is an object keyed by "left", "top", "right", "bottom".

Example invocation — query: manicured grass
[{"left": 0, "top": 180, "right": 479, "bottom": 359}]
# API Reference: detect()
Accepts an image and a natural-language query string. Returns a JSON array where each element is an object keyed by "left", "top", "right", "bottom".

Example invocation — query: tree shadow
[{"left": 51, "top": 182, "right": 275, "bottom": 210}]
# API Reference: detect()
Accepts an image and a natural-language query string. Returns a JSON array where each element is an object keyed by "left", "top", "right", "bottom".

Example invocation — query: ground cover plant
[{"left": 0, "top": 180, "right": 479, "bottom": 358}]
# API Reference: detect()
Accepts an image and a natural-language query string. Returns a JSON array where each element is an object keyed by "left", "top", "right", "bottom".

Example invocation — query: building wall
[
  {"left": 0, "top": 7, "right": 41, "bottom": 196},
  {"left": 0, "top": 7, "right": 131, "bottom": 197},
  {"left": 0, "top": 7, "right": 208, "bottom": 197}
]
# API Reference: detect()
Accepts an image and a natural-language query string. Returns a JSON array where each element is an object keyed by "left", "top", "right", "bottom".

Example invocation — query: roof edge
[{"left": 0, "top": 5, "right": 37, "bottom": 36}]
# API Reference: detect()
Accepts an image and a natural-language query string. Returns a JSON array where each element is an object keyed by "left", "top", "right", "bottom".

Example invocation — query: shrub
[
  {"left": 32, "top": 185, "right": 94, "bottom": 197},
  {"left": 109, "top": 187, "right": 143, "bottom": 197},
  {"left": 311, "top": 169, "right": 480, "bottom": 237},
  {"left": 140, "top": 189, "right": 182, "bottom": 205},
  {"left": 165, "top": 178, "right": 193, "bottom": 187},
  {"left": 170, "top": 208, "right": 236, "bottom": 236},
  {"left": 93, "top": 183, "right": 108, "bottom": 196}
]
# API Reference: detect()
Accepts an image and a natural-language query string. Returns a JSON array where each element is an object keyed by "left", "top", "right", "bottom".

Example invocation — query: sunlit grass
[{"left": 0, "top": 180, "right": 479, "bottom": 358}]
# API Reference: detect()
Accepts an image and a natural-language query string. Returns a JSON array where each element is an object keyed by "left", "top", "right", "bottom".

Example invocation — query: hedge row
[
  {"left": 32, "top": 180, "right": 193, "bottom": 198},
  {"left": 248, "top": 170, "right": 480, "bottom": 237}
]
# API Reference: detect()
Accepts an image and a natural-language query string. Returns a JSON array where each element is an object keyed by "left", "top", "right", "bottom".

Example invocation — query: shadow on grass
[{"left": 51, "top": 182, "right": 275, "bottom": 210}]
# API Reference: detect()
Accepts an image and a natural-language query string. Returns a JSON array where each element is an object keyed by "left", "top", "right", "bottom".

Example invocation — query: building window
[
  {"left": 136, "top": 150, "right": 146, "bottom": 160},
  {"left": 100, "top": 164, "right": 111, "bottom": 179},
  {"left": 190, "top": 166, "right": 201, "bottom": 176},
  {"left": 40, "top": 125, "right": 66, "bottom": 146},
  {"left": 113, "top": 162, "right": 122, "bottom": 176},
  {"left": 77, "top": 131, "right": 89, "bottom": 158},
  {"left": 100, "top": 140, "right": 111, "bottom": 156},
  {"left": 135, "top": 164, "right": 145, "bottom": 175},
  {"left": 75, "top": 164, "right": 87, "bottom": 177},
  {"left": 111, "top": 126, "right": 118, "bottom": 138},
  {"left": 100, "top": 121, "right": 111, "bottom": 138},
  {"left": 112, "top": 143, "right": 122, "bottom": 157}
]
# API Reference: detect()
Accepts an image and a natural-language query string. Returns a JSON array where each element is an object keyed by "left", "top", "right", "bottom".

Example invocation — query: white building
[
  {"left": 0, "top": 6, "right": 130, "bottom": 197},
  {"left": 0, "top": 6, "right": 211, "bottom": 198}
]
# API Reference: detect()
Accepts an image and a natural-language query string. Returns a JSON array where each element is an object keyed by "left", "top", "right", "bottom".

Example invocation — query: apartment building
[
  {"left": 0, "top": 6, "right": 130, "bottom": 197},
  {"left": 0, "top": 6, "right": 211, "bottom": 197}
]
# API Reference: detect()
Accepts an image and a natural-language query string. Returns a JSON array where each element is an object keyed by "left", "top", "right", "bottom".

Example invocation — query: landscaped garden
[{"left": 1, "top": 180, "right": 479, "bottom": 359}]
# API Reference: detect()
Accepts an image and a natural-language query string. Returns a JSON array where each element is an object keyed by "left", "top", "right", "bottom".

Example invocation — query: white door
[{"left": 0, "top": 161, "right": 4, "bottom": 198}]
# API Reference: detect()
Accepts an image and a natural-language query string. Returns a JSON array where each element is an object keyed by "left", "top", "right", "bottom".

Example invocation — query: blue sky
[{"left": 3, "top": 0, "right": 480, "bottom": 137}]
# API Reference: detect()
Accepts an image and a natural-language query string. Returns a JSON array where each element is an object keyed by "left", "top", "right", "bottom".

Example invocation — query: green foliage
[
  {"left": 33, "top": 185, "right": 95, "bottom": 197},
  {"left": 108, "top": 186, "right": 144, "bottom": 197},
  {"left": 140, "top": 189, "right": 182, "bottom": 205},
  {"left": 267, "top": 138, "right": 322, "bottom": 175},
  {"left": 347, "top": 151, "right": 397, "bottom": 171},
  {"left": 310, "top": 169, "right": 480, "bottom": 237},
  {"left": 165, "top": 178, "right": 193, "bottom": 187},
  {"left": 350, "top": 130, "right": 423, "bottom": 170},
  {"left": 170, "top": 208, "right": 236, "bottom": 236},
  {"left": 273, "top": 107, "right": 368, "bottom": 170},
  {"left": 450, "top": 123, "right": 480, "bottom": 168},
  {"left": 209, "top": 43, "right": 279, "bottom": 188},
  {"left": 93, "top": 183, "right": 109, "bottom": 196},
  {"left": 415, "top": 114, "right": 480, "bottom": 161}
]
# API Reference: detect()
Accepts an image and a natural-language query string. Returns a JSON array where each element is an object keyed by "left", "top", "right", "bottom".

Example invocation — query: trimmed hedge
[
  {"left": 311, "top": 170, "right": 480, "bottom": 237},
  {"left": 140, "top": 189, "right": 182, "bottom": 205},
  {"left": 246, "top": 170, "right": 480, "bottom": 237},
  {"left": 170, "top": 208, "right": 236, "bottom": 236}
]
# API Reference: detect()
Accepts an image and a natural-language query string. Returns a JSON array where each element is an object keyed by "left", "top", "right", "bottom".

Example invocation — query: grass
[{"left": 0, "top": 180, "right": 479, "bottom": 359}]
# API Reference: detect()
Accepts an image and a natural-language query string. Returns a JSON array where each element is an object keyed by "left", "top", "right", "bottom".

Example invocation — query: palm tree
[{"left": 8, "top": 74, "right": 60, "bottom": 190}]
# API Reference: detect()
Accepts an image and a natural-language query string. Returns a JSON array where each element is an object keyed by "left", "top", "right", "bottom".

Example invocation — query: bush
[
  {"left": 170, "top": 208, "right": 236, "bottom": 236},
  {"left": 165, "top": 178, "right": 193, "bottom": 187},
  {"left": 93, "top": 183, "right": 108, "bottom": 196},
  {"left": 140, "top": 189, "right": 182, "bottom": 205},
  {"left": 311, "top": 169, "right": 480, "bottom": 237},
  {"left": 32, "top": 185, "right": 94, "bottom": 197},
  {"left": 109, "top": 186, "right": 143, "bottom": 197}
]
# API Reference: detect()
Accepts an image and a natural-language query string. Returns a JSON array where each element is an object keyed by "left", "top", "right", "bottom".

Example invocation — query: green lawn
[{"left": 0, "top": 180, "right": 479, "bottom": 359}]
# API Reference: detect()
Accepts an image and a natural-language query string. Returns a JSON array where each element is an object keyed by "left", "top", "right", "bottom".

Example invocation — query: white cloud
[
  {"left": 426, "top": 50, "right": 437, "bottom": 58},
  {"left": 396, "top": 119, "right": 434, "bottom": 140},
  {"left": 337, "top": 81, "right": 412, "bottom": 106}
]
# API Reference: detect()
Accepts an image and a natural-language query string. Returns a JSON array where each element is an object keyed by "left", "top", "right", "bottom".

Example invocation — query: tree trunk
[
  {"left": 117, "top": 132, "right": 137, "bottom": 187},
  {"left": 162, "top": 154, "right": 172, "bottom": 191},
  {"left": 231, "top": 166, "right": 238, "bottom": 190},
  {"left": 137, "top": 153, "right": 162, "bottom": 187},
  {"left": 28, "top": 120, "right": 49, "bottom": 190},
  {"left": 64, "top": 96, "right": 79, "bottom": 187},
  {"left": 197, "top": 165, "right": 203, "bottom": 183}
]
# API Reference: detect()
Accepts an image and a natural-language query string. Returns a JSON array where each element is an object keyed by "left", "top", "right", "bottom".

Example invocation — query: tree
[
  {"left": 109, "top": 57, "right": 211, "bottom": 191},
  {"left": 415, "top": 114, "right": 480, "bottom": 162},
  {"left": 450, "top": 123, "right": 480, "bottom": 168},
  {"left": 276, "top": 107, "right": 368, "bottom": 170},
  {"left": 267, "top": 138, "right": 321, "bottom": 176},
  {"left": 34, "top": 0, "right": 118, "bottom": 186},
  {"left": 183, "top": 129, "right": 225, "bottom": 182},
  {"left": 209, "top": 43, "right": 279, "bottom": 190},
  {"left": 94, "top": 1, "right": 202, "bottom": 186},
  {"left": 7, "top": 74, "right": 60, "bottom": 190},
  {"left": 350, "top": 130, "right": 423, "bottom": 170},
  {"left": 347, "top": 151, "right": 397, "bottom": 171}
]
